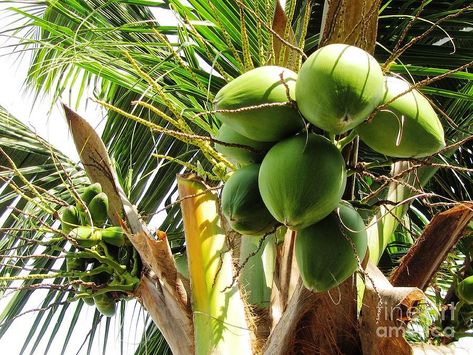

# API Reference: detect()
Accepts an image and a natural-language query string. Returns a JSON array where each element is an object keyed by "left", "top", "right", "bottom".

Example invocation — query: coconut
[
  {"left": 94, "top": 292, "right": 117, "bottom": 317},
  {"left": 214, "top": 66, "right": 303, "bottom": 142},
  {"left": 221, "top": 164, "right": 278, "bottom": 236},
  {"left": 258, "top": 134, "right": 346, "bottom": 230},
  {"left": 296, "top": 44, "right": 384, "bottom": 134},
  {"left": 356, "top": 76, "right": 445, "bottom": 157},
  {"left": 214, "top": 123, "right": 273, "bottom": 165},
  {"left": 295, "top": 201, "right": 368, "bottom": 293},
  {"left": 456, "top": 275, "right": 473, "bottom": 304}
]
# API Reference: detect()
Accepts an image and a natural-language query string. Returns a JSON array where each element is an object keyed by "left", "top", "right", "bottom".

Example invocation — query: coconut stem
[
  {"left": 328, "top": 133, "right": 336, "bottom": 144},
  {"left": 336, "top": 130, "right": 358, "bottom": 150}
]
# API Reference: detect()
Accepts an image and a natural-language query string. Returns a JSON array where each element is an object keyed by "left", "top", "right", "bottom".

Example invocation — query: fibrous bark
[
  {"left": 264, "top": 278, "right": 361, "bottom": 355},
  {"left": 320, "top": 0, "right": 381, "bottom": 52}
]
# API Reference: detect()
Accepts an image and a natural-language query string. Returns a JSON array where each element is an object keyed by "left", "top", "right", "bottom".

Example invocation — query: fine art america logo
[{"left": 375, "top": 302, "right": 472, "bottom": 338}]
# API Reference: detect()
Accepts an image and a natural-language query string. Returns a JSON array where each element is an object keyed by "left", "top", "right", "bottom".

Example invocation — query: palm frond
[
  {"left": 0, "top": 106, "right": 94, "bottom": 351},
  {"left": 0, "top": 106, "right": 153, "bottom": 354}
]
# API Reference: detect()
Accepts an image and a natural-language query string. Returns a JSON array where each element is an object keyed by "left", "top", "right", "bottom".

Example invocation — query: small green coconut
[
  {"left": 356, "top": 76, "right": 445, "bottom": 158},
  {"left": 221, "top": 164, "right": 278, "bottom": 236},
  {"left": 214, "top": 66, "right": 303, "bottom": 142},
  {"left": 456, "top": 275, "right": 473, "bottom": 304},
  {"left": 214, "top": 123, "right": 273, "bottom": 165},
  {"left": 61, "top": 205, "right": 80, "bottom": 234},
  {"left": 101, "top": 226, "right": 125, "bottom": 247},
  {"left": 93, "top": 292, "right": 117, "bottom": 317},
  {"left": 258, "top": 134, "right": 346, "bottom": 230},
  {"left": 296, "top": 44, "right": 384, "bottom": 134},
  {"left": 80, "top": 182, "right": 102, "bottom": 207},
  {"left": 295, "top": 201, "right": 367, "bottom": 293},
  {"left": 88, "top": 192, "right": 109, "bottom": 226}
]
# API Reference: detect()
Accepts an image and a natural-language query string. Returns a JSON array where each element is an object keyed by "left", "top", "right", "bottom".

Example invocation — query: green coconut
[
  {"left": 66, "top": 256, "right": 87, "bottom": 290},
  {"left": 93, "top": 292, "right": 117, "bottom": 317},
  {"left": 80, "top": 182, "right": 102, "bottom": 207},
  {"left": 296, "top": 44, "right": 384, "bottom": 134},
  {"left": 214, "top": 66, "right": 303, "bottom": 142},
  {"left": 101, "top": 226, "right": 125, "bottom": 247},
  {"left": 69, "top": 226, "right": 102, "bottom": 247},
  {"left": 78, "top": 273, "right": 96, "bottom": 306},
  {"left": 214, "top": 123, "right": 273, "bottom": 165},
  {"left": 88, "top": 192, "right": 109, "bottom": 226},
  {"left": 258, "top": 134, "right": 346, "bottom": 230},
  {"left": 456, "top": 275, "right": 473, "bottom": 304},
  {"left": 356, "top": 76, "right": 445, "bottom": 158},
  {"left": 295, "top": 201, "right": 368, "bottom": 293},
  {"left": 221, "top": 164, "right": 278, "bottom": 236},
  {"left": 61, "top": 205, "right": 80, "bottom": 234}
]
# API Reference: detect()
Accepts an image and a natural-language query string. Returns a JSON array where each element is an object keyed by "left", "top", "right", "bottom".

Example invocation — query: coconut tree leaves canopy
[{"left": 0, "top": 0, "right": 473, "bottom": 353}]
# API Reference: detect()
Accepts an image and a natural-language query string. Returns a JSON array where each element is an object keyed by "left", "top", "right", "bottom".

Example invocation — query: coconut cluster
[{"left": 214, "top": 43, "right": 445, "bottom": 293}]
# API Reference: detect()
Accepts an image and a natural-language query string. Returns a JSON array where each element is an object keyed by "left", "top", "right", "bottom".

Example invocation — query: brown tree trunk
[{"left": 264, "top": 278, "right": 361, "bottom": 355}]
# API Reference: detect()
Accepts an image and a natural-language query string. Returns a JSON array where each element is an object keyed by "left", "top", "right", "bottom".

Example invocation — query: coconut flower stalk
[
  {"left": 64, "top": 105, "right": 194, "bottom": 353},
  {"left": 177, "top": 174, "right": 252, "bottom": 354}
]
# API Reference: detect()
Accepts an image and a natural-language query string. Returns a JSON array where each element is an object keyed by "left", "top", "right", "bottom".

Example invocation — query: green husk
[
  {"left": 93, "top": 293, "right": 116, "bottom": 317},
  {"left": 221, "top": 164, "right": 278, "bottom": 236},
  {"left": 80, "top": 183, "right": 102, "bottom": 207},
  {"left": 88, "top": 192, "right": 109, "bottom": 226},
  {"left": 259, "top": 134, "right": 346, "bottom": 230},
  {"left": 357, "top": 76, "right": 445, "bottom": 157},
  {"left": 214, "top": 66, "right": 303, "bottom": 142},
  {"left": 296, "top": 202, "right": 367, "bottom": 292},
  {"left": 214, "top": 124, "right": 273, "bottom": 166},
  {"left": 101, "top": 226, "right": 125, "bottom": 247},
  {"left": 457, "top": 276, "right": 473, "bottom": 304},
  {"left": 296, "top": 44, "right": 384, "bottom": 134},
  {"left": 61, "top": 206, "right": 80, "bottom": 234}
]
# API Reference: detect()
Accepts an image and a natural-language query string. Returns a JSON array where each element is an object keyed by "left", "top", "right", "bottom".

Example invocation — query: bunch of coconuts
[
  {"left": 213, "top": 44, "right": 445, "bottom": 293},
  {"left": 59, "top": 183, "right": 140, "bottom": 316}
]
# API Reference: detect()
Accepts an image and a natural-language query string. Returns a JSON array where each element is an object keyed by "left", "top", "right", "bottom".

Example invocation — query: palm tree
[{"left": 1, "top": 0, "right": 472, "bottom": 353}]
